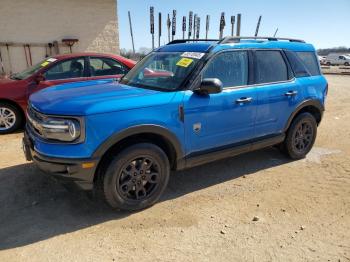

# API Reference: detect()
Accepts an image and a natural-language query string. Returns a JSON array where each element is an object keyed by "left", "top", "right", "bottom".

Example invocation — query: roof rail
[
  {"left": 219, "top": 36, "right": 305, "bottom": 44},
  {"left": 167, "top": 39, "right": 220, "bottom": 45}
]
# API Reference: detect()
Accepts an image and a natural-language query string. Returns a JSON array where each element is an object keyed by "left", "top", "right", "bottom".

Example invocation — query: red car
[{"left": 0, "top": 53, "right": 136, "bottom": 134}]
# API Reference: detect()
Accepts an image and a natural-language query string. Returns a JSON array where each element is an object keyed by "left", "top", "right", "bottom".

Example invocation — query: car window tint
[
  {"left": 203, "top": 51, "right": 248, "bottom": 88},
  {"left": 44, "top": 58, "right": 85, "bottom": 80},
  {"left": 255, "top": 51, "right": 288, "bottom": 84},
  {"left": 89, "top": 57, "right": 128, "bottom": 76},
  {"left": 285, "top": 50, "right": 310, "bottom": 78},
  {"left": 296, "top": 52, "right": 320, "bottom": 76}
]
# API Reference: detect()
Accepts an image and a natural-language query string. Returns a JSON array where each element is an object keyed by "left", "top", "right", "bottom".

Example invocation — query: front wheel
[
  {"left": 0, "top": 103, "right": 23, "bottom": 134},
  {"left": 282, "top": 112, "right": 317, "bottom": 160},
  {"left": 345, "top": 62, "right": 349, "bottom": 66},
  {"left": 101, "top": 143, "right": 170, "bottom": 211}
]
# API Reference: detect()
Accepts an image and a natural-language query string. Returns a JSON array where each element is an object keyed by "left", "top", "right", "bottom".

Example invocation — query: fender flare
[
  {"left": 92, "top": 124, "right": 184, "bottom": 161},
  {"left": 284, "top": 99, "right": 324, "bottom": 131}
]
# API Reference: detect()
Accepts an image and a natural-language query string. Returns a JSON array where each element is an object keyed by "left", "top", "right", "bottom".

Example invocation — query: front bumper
[{"left": 23, "top": 130, "right": 98, "bottom": 190}]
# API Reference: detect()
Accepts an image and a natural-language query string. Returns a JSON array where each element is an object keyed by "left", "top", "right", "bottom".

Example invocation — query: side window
[
  {"left": 296, "top": 52, "right": 321, "bottom": 76},
  {"left": 202, "top": 51, "right": 248, "bottom": 88},
  {"left": 284, "top": 50, "right": 309, "bottom": 78},
  {"left": 44, "top": 58, "right": 85, "bottom": 80},
  {"left": 89, "top": 57, "right": 128, "bottom": 76},
  {"left": 255, "top": 51, "right": 288, "bottom": 84}
]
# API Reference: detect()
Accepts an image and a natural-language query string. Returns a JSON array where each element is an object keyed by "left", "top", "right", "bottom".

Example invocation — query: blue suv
[{"left": 23, "top": 37, "right": 328, "bottom": 210}]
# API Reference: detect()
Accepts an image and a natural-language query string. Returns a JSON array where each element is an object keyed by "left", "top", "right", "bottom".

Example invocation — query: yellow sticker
[
  {"left": 176, "top": 58, "right": 193, "bottom": 68},
  {"left": 41, "top": 61, "right": 50, "bottom": 67}
]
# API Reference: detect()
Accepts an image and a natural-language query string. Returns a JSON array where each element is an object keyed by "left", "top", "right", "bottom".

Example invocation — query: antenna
[
  {"left": 273, "top": 28, "right": 279, "bottom": 37},
  {"left": 255, "top": 15, "right": 262, "bottom": 37}
]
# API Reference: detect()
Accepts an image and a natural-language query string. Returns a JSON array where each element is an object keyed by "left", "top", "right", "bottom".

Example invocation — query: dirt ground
[{"left": 0, "top": 75, "right": 349, "bottom": 262}]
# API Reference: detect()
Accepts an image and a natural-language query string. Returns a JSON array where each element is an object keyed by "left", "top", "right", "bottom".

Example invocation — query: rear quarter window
[{"left": 296, "top": 51, "right": 321, "bottom": 76}]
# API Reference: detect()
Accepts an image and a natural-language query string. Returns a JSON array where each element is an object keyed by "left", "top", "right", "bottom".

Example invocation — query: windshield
[
  {"left": 120, "top": 52, "right": 204, "bottom": 91},
  {"left": 11, "top": 57, "right": 58, "bottom": 80}
]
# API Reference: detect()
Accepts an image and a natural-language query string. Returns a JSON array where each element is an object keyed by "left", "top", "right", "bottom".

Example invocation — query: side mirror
[
  {"left": 35, "top": 74, "right": 45, "bottom": 84},
  {"left": 194, "top": 78, "right": 223, "bottom": 95}
]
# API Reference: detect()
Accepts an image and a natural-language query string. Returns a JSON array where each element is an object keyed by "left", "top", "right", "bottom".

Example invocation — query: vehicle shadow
[{"left": 0, "top": 147, "right": 291, "bottom": 250}]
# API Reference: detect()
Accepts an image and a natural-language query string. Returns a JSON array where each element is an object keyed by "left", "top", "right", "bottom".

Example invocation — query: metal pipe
[
  {"left": 158, "top": 13, "right": 162, "bottom": 47},
  {"left": 206, "top": 15, "right": 210, "bottom": 40},
  {"left": 150, "top": 7, "right": 155, "bottom": 49},
  {"left": 167, "top": 14, "right": 171, "bottom": 43},
  {"left": 231, "top": 16, "right": 235, "bottom": 36},
  {"left": 188, "top": 11, "right": 193, "bottom": 39},
  {"left": 255, "top": 16, "right": 262, "bottom": 37},
  {"left": 128, "top": 11, "right": 135, "bottom": 55},
  {"left": 236, "top": 13, "right": 241, "bottom": 36}
]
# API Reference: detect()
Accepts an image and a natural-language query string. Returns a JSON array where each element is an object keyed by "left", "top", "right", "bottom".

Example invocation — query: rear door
[
  {"left": 253, "top": 50, "right": 302, "bottom": 138},
  {"left": 87, "top": 57, "right": 130, "bottom": 81},
  {"left": 183, "top": 50, "right": 257, "bottom": 155}
]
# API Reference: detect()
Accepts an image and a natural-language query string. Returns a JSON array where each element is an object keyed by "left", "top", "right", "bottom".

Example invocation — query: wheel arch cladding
[
  {"left": 93, "top": 125, "right": 184, "bottom": 183},
  {"left": 284, "top": 99, "right": 324, "bottom": 131}
]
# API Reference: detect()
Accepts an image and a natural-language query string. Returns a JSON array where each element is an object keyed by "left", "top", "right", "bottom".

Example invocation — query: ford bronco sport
[{"left": 23, "top": 37, "right": 328, "bottom": 211}]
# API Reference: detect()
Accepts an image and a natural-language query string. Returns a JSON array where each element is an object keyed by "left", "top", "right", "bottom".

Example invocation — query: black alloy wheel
[
  {"left": 282, "top": 112, "right": 317, "bottom": 159},
  {"left": 101, "top": 143, "right": 170, "bottom": 211}
]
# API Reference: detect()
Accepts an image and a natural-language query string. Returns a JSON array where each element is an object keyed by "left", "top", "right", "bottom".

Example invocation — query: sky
[{"left": 118, "top": 0, "right": 350, "bottom": 51}]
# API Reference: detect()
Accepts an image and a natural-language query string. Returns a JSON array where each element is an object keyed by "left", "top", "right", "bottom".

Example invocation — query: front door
[
  {"left": 183, "top": 50, "right": 257, "bottom": 156},
  {"left": 29, "top": 57, "right": 89, "bottom": 96}
]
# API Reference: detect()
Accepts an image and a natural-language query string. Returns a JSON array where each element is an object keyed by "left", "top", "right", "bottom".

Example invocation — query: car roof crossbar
[
  {"left": 167, "top": 39, "right": 220, "bottom": 45},
  {"left": 219, "top": 36, "right": 305, "bottom": 44}
]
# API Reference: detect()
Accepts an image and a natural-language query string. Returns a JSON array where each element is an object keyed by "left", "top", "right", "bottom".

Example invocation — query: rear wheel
[
  {"left": 0, "top": 102, "right": 23, "bottom": 134},
  {"left": 101, "top": 143, "right": 170, "bottom": 211},
  {"left": 282, "top": 112, "right": 317, "bottom": 160},
  {"left": 326, "top": 62, "right": 331, "bottom": 66},
  {"left": 345, "top": 62, "right": 349, "bottom": 66}
]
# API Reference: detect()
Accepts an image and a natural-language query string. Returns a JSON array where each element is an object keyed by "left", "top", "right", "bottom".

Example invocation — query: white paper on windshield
[
  {"left": 47, "top": 58, "right": 58, "bottom": 62},
  {"left": 181, "top": 52, "right": 205, "bottom": 59}
]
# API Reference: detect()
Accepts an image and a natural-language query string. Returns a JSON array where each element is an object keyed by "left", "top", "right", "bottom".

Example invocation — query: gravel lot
[{"left": 0, "top": 75, "right": 349, "bottom": 262}]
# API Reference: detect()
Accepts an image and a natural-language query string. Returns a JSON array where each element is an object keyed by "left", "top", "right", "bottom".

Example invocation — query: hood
[{"left": 29, "top": 79, "right": 177, "bottom": 116}]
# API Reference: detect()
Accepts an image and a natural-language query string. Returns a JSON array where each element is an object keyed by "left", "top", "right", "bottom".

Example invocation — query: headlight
[{"left": 41, "top": 118, "right": 81, "bottom": 142}]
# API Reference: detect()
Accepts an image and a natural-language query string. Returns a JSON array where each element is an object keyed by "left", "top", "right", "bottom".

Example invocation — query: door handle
[
  {"left": 285, "top": 90, "right": 298, "bottom": 97},
  {"left": 235, "top": 97, "right": 253, "bottom": 104}
]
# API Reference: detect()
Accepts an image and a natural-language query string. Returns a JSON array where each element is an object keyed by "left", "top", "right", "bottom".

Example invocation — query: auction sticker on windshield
[
  {"left": 176, "top": 58, "right": 194, "bottom": 67},
  {"left": 181, "top": 52, "right": 205, "bottom": 59},
  {"left": 41, "top": 58, "right": 58, "bottom": 67}
]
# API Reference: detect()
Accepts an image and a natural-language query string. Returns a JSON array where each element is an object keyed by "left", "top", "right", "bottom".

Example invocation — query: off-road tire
[
  {"left": 101, "top": 143, "right": 170, "bottom": 211},
  {"left": 282, "top": 112, "right": 317, "bottom": 160}
]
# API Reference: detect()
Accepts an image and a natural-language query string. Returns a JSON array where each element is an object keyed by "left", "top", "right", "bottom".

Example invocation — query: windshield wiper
[{"left": 10, "top": 75, "right": 22, "bottom": 80}]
